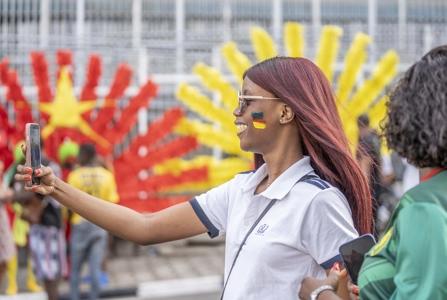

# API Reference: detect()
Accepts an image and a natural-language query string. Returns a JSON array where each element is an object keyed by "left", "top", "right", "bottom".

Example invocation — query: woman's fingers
[
  {"left": 14, "top": 169, "right": 30, "bottom": 182},
  {"left": 20, "top": 144, "right": 27, "bottom": 155},
  {"left": 14, "top": 164, "right": 55, "bottom": 195},
  {"left": 16, "top": 164, "right": 27, "bottom": 174},
  {"left": 349, "top": 292, "right": 360, "bottom": 300},
  {"left": 327, "top": 268, "right": 340, "bottom": 287},
  {"left": 16, "top": 164, "right": 47, "bottom": 177},
  {"left": 347, "top": 281, "right": 358, "bottom": 293},
  {"left": 347, "top": 280, "right": 359, "bottom": 300},
  {"left": 33, "top": 166, "right": 45, "bottom": 177},
  {"left": 27, "top": 184, "right": 48, "bottom": 194}
]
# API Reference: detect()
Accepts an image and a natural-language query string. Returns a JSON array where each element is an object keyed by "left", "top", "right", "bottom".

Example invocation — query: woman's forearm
[
  {"left": 51, "top": 178, "right": 207, "bottom": 245},
  {"left": 52, "top": 177, "right": 148, "bottom": 244},
  {"left": 319, "top": 290, "right": 342, "bottom": 300}
]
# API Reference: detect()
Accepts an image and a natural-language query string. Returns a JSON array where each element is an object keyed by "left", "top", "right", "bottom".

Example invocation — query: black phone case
[{"left": 339, "top": 234, "right": 376, "bottom": 284}]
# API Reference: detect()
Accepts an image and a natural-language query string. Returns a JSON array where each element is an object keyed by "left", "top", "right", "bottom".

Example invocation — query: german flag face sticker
[{"left": 251, "top": 112, "right": 266, "bottom": 129}]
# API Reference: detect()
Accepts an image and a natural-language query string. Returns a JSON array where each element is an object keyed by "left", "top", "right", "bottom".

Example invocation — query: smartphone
[
  {"left": 25, "top": 123, "right": 41, "bottom": 186},
  {"left": 339, "top": 234, "right": 376, "bottom": 285}
]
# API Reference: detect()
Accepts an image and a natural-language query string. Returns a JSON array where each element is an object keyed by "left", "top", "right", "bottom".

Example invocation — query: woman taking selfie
[
  {"left": 15, "top": 57, "right": 372, "bottom": 300},
  {"left": 299, "top": 45, "right": 447, "bottom": 300}
]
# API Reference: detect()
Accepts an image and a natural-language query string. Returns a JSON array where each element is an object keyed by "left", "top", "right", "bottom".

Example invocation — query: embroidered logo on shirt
[{"left": 255, "top": 224, "right": 269, "bottom": 236}]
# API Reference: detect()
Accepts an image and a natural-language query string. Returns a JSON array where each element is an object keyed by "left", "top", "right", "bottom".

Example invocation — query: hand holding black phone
[{"left": 339, "top": 234, "right": 376, "bottom": 285}]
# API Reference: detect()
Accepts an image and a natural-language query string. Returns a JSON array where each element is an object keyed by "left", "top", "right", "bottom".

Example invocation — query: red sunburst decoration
[{"left": 0, "top": 50, "right": 206, "bottom": 212}]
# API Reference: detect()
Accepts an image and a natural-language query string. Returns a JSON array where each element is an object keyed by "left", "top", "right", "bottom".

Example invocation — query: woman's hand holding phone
[
  {"left": 16, "top": 145, "right": 57, "bottom": 196},
  {"left": 298, "top": 266, "right": 360, "bottom": 300},
  {"left": 299, "top": 263, "right": 341, "bottom": 300},
  {"left": 347, "top": 280, "right": 359, "bottom": 300}
]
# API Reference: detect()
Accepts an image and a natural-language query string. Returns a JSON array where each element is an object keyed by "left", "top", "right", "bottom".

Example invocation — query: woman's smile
[{"left": 236, "top": 122, "right": 248, "bottom": 135}]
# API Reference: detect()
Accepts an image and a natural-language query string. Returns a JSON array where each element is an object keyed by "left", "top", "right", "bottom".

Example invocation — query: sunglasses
[{"left": 237, "top": 91, "right": 281, "bottom": 113}]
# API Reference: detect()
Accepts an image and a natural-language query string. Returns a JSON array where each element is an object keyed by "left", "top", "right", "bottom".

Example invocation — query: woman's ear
[{"left": 280, "top": 104, "right": 295, "bottom": 124}]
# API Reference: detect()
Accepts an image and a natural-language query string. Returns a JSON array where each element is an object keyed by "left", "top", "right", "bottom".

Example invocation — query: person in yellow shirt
[{"left": 67, "top": 144, "right": 118, "bottom": 300}]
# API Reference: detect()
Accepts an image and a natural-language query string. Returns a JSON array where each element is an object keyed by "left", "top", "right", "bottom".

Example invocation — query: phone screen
[
  {"left": 30, "top": 124, "right": 41, "bottom": 185},
  {"left": 339, "top": 234, "right": 376, "bottom": 285}
]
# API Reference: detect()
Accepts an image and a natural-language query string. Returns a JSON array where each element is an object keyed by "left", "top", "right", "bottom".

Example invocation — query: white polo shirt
[{"left": 189, "top": 156, "right": 358, "bottom": 300}]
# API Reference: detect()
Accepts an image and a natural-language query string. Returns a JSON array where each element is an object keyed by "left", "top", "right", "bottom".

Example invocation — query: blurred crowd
[
  {"left": 355, "top": 114, "right": 419, "bottom": 239},
  {"left": 0, "top": 138, "right": 121, "bottom": 300}
]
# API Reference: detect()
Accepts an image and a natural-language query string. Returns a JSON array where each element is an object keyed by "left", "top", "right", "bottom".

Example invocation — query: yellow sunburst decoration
[
  {"left": 221, "top": 42, "right": 252, "bottom": 86},
  {"left": 251, "top": 27, "right": 277, "bottom": 62},
  {"left": 192, "top": 62, "right": 237, "bottom": 111},
  {"left": 167, "top": 22, "right": 399, "bottom": 193},
  {"left": 315, "top": 26, "right": 344, "bottom": 83},
  {"left": 284, "top": 22, "right": 305, "bottom": 57},
  {"left": 336, "top": 32, "right": 372, "bottom": 104}
]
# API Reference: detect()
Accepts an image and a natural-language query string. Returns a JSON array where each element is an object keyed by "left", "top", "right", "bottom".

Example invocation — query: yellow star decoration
[{"left": 39, "top": 66, "right": 110, "bottom": 149}]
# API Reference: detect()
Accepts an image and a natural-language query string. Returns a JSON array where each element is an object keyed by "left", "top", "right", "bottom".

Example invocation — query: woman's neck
[{"left": 263, "top": 152, "right": 303, "bottom": 183}]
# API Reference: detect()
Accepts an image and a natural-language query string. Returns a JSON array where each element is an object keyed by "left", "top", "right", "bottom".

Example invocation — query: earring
[{"left": 279, "top": 118, "right": 283, "bottom": 123}]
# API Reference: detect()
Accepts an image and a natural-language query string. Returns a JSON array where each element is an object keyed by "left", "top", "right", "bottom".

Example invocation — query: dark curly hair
[{"left": 383, "top": 45, "right": 447, "bottom": 168}]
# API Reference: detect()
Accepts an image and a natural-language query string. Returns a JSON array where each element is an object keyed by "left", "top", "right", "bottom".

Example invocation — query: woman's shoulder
[
  {"left": 297, "top": 174, "right": 332, "bottom": 190},
  {"left": 296, "top": 174, "right": 341, "bottom": 195},
  {"left": 300, "top": 180, "right": 351, "bottom": 214},
  {"left": 231, "top": 169, "right": 258, "bottom": 186}
]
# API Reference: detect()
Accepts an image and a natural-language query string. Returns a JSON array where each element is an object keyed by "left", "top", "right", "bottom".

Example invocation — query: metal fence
[{"left": 1, "top": 0, "right": 447, "bottom": 124}]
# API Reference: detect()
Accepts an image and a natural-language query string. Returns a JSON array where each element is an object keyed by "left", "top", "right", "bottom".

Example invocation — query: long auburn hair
[{"left": 246, "top": 57, "right": 372, "bottom": 235}]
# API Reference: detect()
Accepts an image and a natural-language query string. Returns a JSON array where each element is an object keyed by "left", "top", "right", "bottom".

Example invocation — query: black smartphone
[
  {"left": 339, "top": 234, "right": 376, "bottom": 285},
  {"left": 25, "top": 123, "right": 41, "bottom": 186}
]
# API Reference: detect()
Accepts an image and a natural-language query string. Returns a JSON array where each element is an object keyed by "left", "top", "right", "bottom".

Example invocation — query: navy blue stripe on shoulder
[
  {"left": 299, "top": 174, "right": 318, "bottom": 181},
  {"left": 237, "top": 170, "right": 256, "bottom": 175},
  {"left": 299, "top": 175, "right": 330, "bottom": 190},
  {"left": 320, "top": 254, "right": 342, "bottom": 269},
  {"left": 303, "top": 179, "right": 327, "bottom": 190},
  {"left": 302, "top": 178, "right": 330, "bottom": 190},
  {"left": 318, "top": 179, "right": 330, "bottom": 189},
  {"left": 189, "top": 198, "right": 220, "bottom": 239}
]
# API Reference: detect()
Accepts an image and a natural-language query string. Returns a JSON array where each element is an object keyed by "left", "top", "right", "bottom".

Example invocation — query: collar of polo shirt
[{"left": 240, "top": 156, "right": 314, "bottom": 200}]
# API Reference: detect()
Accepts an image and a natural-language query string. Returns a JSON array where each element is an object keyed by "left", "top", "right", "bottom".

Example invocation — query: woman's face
[{"left": 233, "top": 77, "right": 284, "bottom": 153}]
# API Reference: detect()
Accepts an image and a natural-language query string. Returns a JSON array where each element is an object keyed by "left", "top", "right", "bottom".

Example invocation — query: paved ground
[{"left": 0, "top": 234, "right": 226, "bottom": 299}]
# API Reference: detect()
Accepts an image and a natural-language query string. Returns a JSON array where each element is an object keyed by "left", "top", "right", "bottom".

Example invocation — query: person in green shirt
[{"left": 299, "top": 45, "right": 447, "bottom": 300}]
